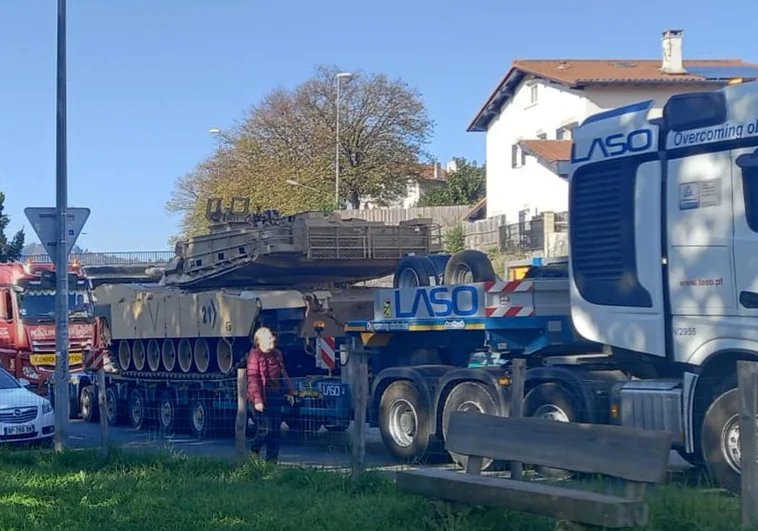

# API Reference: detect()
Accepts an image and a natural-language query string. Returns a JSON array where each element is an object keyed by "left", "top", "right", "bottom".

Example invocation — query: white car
[{"left": 0, "top": 368, "right": 55, "bottom": 446}]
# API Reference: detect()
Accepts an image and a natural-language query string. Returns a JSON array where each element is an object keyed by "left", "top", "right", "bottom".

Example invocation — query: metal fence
[{"left": 22, "top": 251, "right": 174, "bottom": 266}]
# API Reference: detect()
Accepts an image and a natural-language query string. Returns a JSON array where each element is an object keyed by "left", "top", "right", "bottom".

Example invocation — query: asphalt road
[
  {"left": 66, "top": 419, "right": 406, "bottom": 470},
  {"left": 66, "top": 418, "right": 692, "bottom": 474}
]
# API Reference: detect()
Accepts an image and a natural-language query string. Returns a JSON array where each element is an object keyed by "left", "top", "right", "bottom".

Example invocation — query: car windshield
[
  {"left": 18, "top": 289, "right": 93, "bottom": 320},
  {"left": 0, "top": 370, "right": 20, "bottom": 390}
]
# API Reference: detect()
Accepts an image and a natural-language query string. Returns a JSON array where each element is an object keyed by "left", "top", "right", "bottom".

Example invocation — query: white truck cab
[{"left": 568, "top": 80, "right": 758, "bottom": 493}]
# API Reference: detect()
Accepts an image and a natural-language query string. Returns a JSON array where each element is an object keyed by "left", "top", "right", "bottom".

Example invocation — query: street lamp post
[
  {"left": 335, "top": 72, "right": 352, "bottom": 207},
  {"left": 208, "top": 128, "right": 221, "bottom": 153}
]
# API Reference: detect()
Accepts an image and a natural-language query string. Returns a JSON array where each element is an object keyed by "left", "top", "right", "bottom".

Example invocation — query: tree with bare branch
[{"left": 166, "top": 65, "right": 435, "bottom": 240}]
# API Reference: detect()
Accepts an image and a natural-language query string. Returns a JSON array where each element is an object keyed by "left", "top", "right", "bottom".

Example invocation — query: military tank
[{"left": 93, "top": 197, "right": 441, "bottom": 377}]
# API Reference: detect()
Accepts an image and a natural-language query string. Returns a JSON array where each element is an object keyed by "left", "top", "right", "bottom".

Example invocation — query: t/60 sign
[{"left": 393, "top": 285, "right": 479, "bottom": 318}]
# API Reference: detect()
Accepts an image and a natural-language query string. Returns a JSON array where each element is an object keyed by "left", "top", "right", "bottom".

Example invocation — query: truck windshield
[{"left": 17, "top": 289, "right": 93, "bottom": 320}]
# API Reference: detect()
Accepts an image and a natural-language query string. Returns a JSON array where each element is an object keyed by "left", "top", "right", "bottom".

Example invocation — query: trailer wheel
[
  {"left": 379, "top": 380, "right": 432, "bottom": 460},
  {"left": 104, "top": 387, "right": 121, "bottom": 426},
  {"left": 442, "top": 382, "right": 498, "bottom": 471},
  {"left": 127, "top": 388, "right": 147, "bottom": 430},
  {"left": 393, "top": 256, "right": 437, "bottom": 288},
  {"left": 157, "top": 390, "right": 177, "bottom": 436},
  {"left": 524, "top": 382, "right": 578, "bottom": 479},
  {"left": 702, "top": 387, "right": 743, "bottom": 495},
  {"left": 80, "top": 385, "right": 99, "bottom": 423},
  {"left": 189, "top": 395, "right": 211, "bottom": 439}
]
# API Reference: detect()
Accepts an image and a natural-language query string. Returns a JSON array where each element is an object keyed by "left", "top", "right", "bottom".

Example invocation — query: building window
[
  {"left": 530, "top": 84, "right": 538, "bottom": 105},
  {"left": 511, "top": 144, "right": 526, "bottom": 168}
]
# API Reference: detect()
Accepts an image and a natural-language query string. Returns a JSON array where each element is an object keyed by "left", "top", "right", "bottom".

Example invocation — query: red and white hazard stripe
[
  {"left": 318, "top": 336, "right": 337, "bottom": 370},
  {"left": 484, "top": 279, "right": 534, "bottom": 293},
  {"left": 83, "top": 348, "right": 105, "bottom": 371},
  {"left": 484, "top": 306, "right": 535, "bottom": 318}
]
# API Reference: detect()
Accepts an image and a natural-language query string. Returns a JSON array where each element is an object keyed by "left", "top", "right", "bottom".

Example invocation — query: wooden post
[
  {"left": 235, "top": 367, "right": 248, "bottom": 464},
  {"left": 739, "top": 360, "right": 758, "bottom": 528},
  {"left": 97, "top": 369, "right": 109, "bottom": 458},
  {"left": 349, "top": 340, "right": 369, "bottom": 479},
  {"left": 510, "top": 358, "right": 526, "bottom": 481}
]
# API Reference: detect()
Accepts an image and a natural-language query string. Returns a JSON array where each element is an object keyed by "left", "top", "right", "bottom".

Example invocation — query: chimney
[
  {"left": 661, "top": 29, "right": 686, "bottom": 74},
  {"left": 433, "top": 162, "right": 441, "bottom": 179}
]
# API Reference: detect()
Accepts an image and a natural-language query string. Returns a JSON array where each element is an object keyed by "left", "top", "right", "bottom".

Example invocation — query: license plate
[
  {"left": 30, "top": 353, "right": 83, "bottom": 366},
  {"left": 4, "top": 425, "right": 34, "bottom": 436},
  {"left": 320, "top": 383, "right": 344, "bottom": 397}
]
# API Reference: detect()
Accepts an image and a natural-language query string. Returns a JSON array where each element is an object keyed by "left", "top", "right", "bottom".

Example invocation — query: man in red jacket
[{"left": 247, "top": 326, "right": 296, "bottom": 463}]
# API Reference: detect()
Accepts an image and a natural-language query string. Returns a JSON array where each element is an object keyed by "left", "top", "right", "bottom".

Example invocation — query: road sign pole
[{"left": 54, "top": 0, "right": 69, "bottom": 452}]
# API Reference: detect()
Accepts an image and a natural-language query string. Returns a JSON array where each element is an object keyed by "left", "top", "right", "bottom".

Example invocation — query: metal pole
[
  {"left": 335, "top": 76, "right": 341, "bottom": 206},
  {"left": 54, "top": 0, "right": 70, "bottom": 452}
]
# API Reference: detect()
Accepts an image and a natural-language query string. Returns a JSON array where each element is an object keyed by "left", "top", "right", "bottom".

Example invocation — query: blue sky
[{"left": 1, "top": 0, "right": 756, "bottom": 252}]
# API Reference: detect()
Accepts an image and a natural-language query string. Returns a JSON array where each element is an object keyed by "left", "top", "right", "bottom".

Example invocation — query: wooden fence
[{"left": 336, "top": 205, "right": 472, "bottom": 228}]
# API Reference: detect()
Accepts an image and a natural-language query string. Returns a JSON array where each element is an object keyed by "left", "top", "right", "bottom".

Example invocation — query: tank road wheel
[
  {"left": 189, "top": 394, "right": 211, "bottom": 439},
  {"left": 194, "top": 338, "right": 211, "bottom": 374},
  {"left": 147, "top": 339, "right": 161, "bottom": 372},
  {"left": 162, "top": 339, "right": 177, "bottom": 372},
  {"left": 118, "top": 340, "right": 131, "bottom": 371},
  {"left": 216, "top": 339, "right": 234, "bottom": 374},
  {"left": 132, "top": 340, "right": 146, "bottom": 372},
  {"left": 128, "top": 388, "right": 147, "bottom": 430},
  {"left": 442, "top": 382, "right": 499, "bottom": 471},
  {"left": 379, "top": 380, "right": 432, "bottom": 461},
  {"left": 177, "top": 339, "right": 193, "bottom": 373},
  {"left": 157, "top": 390, "right": 178, "bottom": 436}
]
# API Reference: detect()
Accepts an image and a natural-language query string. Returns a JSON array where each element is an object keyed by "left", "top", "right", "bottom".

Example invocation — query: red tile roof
[
  {"left": 518, "top": 140, "right": 572, "bottom": 176},
  {"left": 513, "top": 59, "right": 754, "bottom": 86},
  {"left": 468, "top": 58, "right": 758, "bottom": 132}
]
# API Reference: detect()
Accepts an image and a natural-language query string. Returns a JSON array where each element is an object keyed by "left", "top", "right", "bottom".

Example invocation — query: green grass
[{"left": 0, "top": 447, "right": 749, "bottom": 531}]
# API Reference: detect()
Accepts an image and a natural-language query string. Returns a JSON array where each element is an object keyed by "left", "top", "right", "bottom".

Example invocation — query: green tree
[
  {"left": 0, "top": 192, "right": 24, "bottom": 262},
  {"left": 419, "top": 158, "right": 485, "bottom": 207},
  {"left": 166, "top": 65, "right": 435, "bottom": 240}
]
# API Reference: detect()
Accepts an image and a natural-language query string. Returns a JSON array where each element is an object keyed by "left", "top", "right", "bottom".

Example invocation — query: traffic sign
[{"left": 24, "top": 207, "right": 90, "bottom": 258}]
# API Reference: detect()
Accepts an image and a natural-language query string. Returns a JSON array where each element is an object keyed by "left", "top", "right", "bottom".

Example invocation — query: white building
[
  {"left": 468, "top": 29, "right": 758, "bottom": 223},
  {"left": 360, "top": 162, "right": 449, "bottom": 209}
]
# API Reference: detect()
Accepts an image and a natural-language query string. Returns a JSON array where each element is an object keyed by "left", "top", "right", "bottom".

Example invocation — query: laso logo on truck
[
  {"left": 571, "top": 129, "right": 653, "bottom": 163},
  {"left": 394, "top": 286, "right": 478, "bottom": 318}
]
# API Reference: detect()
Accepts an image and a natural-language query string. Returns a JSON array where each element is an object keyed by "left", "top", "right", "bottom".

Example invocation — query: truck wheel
[
  {"left": 393, "top": 256, "right": 437, "bottom": 288},
  {"left": 127, "top": 389, "right": 147, "bottom": 430},
  {"left": 702, "top": 387, "right": 743, "bottom": 494},
  {"left": 443, "top": 250, "right": 497, "bottom": 285},
  {"left": 189, "top": 395, "right": 211, "bottom": 439},
  {"left": 442, "top": 382, "right": 498, "bottom": 470},
  {"left": 157, "top": 390, "right": 177, "bottom": 436},
  {"left": 105, "top": 387, "right": 121, "bottom": 426},
  {"left": 524, "top": 382, "right": 578, "bottom": 479},
  {"left": 80, "top": 386, "right": 99, "bottom": 423},
  {"left": 379, "top": 380, "right": 432, "bottom": 460}
]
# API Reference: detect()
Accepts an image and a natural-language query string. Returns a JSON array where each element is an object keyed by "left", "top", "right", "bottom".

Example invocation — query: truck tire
[
  {"left": 189, "top": 394, "right": 211, "bottom": 439},
  {"left": 379, "top": 380, "right": 432, "bottom": 460},
  {"left": 443, "top": 250, "right": 497, "bottom": 285},
  {"left": 157, "top": 390, "right": 177, "bottom": 436},
  {"left": 393, "top": 256, "right": 437, "bottom": 288},
  {"left": 524, "top": 382, "right": 578, "bottom": 479},
  {"left": 127, "top": 388, "right": 147, "bottom": 430},
  {"left": 104, "top": 387, "right": 121, "bottom": 426},
  {"left": 80, "top": 385, "right": 98, "bottom": 423},
  {"left": 442, "top": 381, "right": 498, "bottom": 470},
  {"left": 701, "top": 387, "right": 742, "bottom": 494}
]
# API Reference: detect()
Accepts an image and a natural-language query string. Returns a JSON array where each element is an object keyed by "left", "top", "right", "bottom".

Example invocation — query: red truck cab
[{"left": 0, "top": 259, "right": 96, "bottom": 396}]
